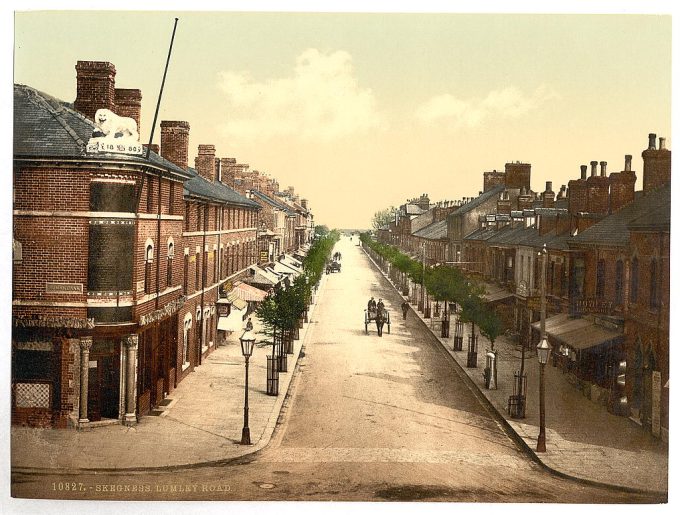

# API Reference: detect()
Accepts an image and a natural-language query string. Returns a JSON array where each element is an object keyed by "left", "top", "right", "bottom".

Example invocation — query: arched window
[
  {"left": 167, "top": 241, "right": 175, "bottom": 287},
  {"left": 650, "top": 258, "right": 658, "bottom": 308},
  {"left": 183, "top": 314, "right": 193, "bottom": 367},
  {"left": 614, "top": 260, "right": 624, "bottom": 306},
  {"left": 596, "top": 259, "right": 606, "bottom": 298},
  {"left": 630, "top": 257, "right": 639, "bottom": 303},
  {"left": 144, "top": 242, "right": 154, "bottom": 294}
]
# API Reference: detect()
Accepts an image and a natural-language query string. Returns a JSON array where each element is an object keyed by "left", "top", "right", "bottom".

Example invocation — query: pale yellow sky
[{"left": 13, "top": 10, "right": 672, "bottom": 228}]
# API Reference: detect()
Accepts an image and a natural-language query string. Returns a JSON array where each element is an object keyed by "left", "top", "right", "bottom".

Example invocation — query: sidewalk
[
  {"left": 367, "top": 250, "right": 668, "bottom": 495},
  {"left": 11, "top": 274, "right": 327, "bottom": 472}
]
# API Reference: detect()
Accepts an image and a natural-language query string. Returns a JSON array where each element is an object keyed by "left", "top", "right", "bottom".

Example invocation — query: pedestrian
[
  {"left": 245, "top": 317, "right": 253, "bottom": 331},
  {"left": 401, "top": 301, "right": 409, "bottom": 319}
]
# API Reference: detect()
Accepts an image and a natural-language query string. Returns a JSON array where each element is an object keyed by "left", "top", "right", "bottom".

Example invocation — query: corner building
[{"left": 12, "top": 61, "right": 260, "bottom": 429}]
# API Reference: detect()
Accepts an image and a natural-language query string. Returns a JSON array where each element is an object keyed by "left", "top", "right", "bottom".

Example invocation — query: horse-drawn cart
[{"left": 364, "top": 307, "right": 390, "bottom": 336}]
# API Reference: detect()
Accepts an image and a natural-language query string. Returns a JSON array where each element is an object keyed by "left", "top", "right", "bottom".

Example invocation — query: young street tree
[{"left": 371, "top": 207, "right": 397, "bottom": 230}]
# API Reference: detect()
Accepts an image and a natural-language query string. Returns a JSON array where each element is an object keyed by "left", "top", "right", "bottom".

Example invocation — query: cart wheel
[
  {"left": 365, "top": 323, "right": 368, "bottom": 334},
  {"left": 387, "top": 322, "right": 391, "bottom": 334}
]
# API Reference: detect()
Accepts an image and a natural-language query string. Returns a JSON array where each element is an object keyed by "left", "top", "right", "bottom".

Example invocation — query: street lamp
[
  {"left": 536, "top": 337, "right": 551, "bottom": 452},
  {"left": 536, "top": 243, "right": 550, "bottom": 452},
  {"left": 239, "top": 329, "right": 256, "bottom": 445}
]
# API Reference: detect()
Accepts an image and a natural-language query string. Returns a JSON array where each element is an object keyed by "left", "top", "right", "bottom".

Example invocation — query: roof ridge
[{"left": 22, "top": 86, "right": 87, "bottom": 150}]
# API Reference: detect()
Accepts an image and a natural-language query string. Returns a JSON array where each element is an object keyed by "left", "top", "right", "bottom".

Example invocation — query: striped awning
[{"left": 232, "top": 281, "right": 268, "bottom": 302}]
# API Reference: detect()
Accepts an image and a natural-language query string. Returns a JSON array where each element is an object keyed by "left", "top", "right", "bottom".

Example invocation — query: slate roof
[
  {"left": 404, "top": 204, "right": 426, "bottom": 215},
  {"left": 183, "top": 167, "right": 260, "bottom": 208},
  {"left": 464, "top": 227, "right": 497, "bottom": 242},
  {"left": 412, "top": 219, "right": 447, "bottom": 239},
  {"left": 251, "top": 190, "right": 296, "bottom": 215},
  {"left": 570, "top": 186, "right": 670, "bottom": 247},
  {"left": 451, "top": 185, "right": 505, "bottom": 216},
  {"left": 14, "top": 84, "right": 191, "bottom": 179}
]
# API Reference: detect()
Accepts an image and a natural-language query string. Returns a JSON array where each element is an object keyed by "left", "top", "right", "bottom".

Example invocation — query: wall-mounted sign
[{"left": 45, "top": 282, "right": 83, "bottom": 294}]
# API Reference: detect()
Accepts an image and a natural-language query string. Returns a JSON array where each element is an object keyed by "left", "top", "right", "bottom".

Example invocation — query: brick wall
[
  {"left": 160, "top": 121, "right": 190, "bottom": 170},
  {"left": 504, "top": 162, "right": 531, "bottom": 190},
  {"left": 74, "top": 61, "right": 116, "bottom": 121}
]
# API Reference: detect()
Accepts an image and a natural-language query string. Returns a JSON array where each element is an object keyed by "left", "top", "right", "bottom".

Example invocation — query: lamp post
[
  {"left": 536, "top": 243, "right": 551, "bottom": 452},
  {"left": 536, "top": 337, "right": 551, "bottom": 452},
  {"left": 420, "top": 244, "right": 425, "bottom": 312},
  {"left": 240, "top": 329, "right": 256, "bottom": 445}
]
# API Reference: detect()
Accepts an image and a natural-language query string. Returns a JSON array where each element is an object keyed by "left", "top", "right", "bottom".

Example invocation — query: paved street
[{"left": 10, "top": 236, "right": 662, "bottom": 503}]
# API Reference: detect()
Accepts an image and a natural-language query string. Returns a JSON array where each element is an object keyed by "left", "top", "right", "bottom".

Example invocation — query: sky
[{"left": 11, "top": 8, "right": 673, "bottom": 230}]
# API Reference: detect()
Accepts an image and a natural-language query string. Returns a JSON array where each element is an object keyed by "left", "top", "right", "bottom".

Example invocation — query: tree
[
  {"left": 371, "top": 207, "right": 397, "bottom": 230},
  {"left": 314, "top": 225, "right": 329, "bottom": 237},
  {"left": 478, "top": 308, "right": 505, "bottom": 351}
]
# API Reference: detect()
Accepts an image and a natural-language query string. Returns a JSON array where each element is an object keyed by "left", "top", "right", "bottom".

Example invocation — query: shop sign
[
  {"left": 45, "top": 282, "right": 83, "bottom": 294},
  {"left": 139, "top": 296, "right": 186, "bottom": 327}
]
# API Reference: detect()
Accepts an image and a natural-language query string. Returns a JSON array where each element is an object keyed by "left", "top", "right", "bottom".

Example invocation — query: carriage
[
  {"left": 326, "top": 261, "right": 341, "bottom": 274},
  {"left": 364, "top": 307, "right": 390, "bottom": 336}
]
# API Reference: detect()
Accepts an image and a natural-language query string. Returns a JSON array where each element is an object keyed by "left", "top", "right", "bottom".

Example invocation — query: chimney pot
[
  {"left": 590, "top": 161, "right": 598, "bottom": 177},
  {"left": 659, "top": 137, "right": 666, "bottom": 150},
  {"left": 624, "top": 155, "right": 632, "bottom": 171},
  {"left": 648, "top": 133, "right": 657, "bottom": 150},
  {"left": 599, "top": 161, "right": 607, "bottom": 177},
  {"left": 580, "top": 165, "right": 588, "bottom": 180},
  {"left": 545, "top": 181, "right": 552, "bottom": 192}
]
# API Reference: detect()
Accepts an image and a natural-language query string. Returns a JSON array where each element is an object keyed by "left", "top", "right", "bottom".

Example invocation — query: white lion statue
[{"left": 93, "top": 108, "right": 139, "bottom": 141}]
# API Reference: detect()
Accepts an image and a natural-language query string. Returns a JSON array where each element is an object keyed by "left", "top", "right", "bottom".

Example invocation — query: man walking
[{"left": 401, "top": 301, "right": 409, "bottom": 319}]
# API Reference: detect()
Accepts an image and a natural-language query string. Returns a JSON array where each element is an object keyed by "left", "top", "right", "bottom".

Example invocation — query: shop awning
[
  {"left": 480, "top": 282, "right": 514, "bottom": 303},
  {"left": 233, "top": 281, "right": 268, "bottom": 302},
  {"left": 247, "top": 265, "right": 282, "bottom": 286},
  {"left": 219, "top": 291, "right": 247, "bottom": 310},
  {"left": 532, "top": 314, "right": 622, "bottom": 351}
]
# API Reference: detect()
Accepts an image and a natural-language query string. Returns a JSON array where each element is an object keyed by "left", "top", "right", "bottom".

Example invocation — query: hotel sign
[
  {"left": 14, "top": 315, "right": 95, "bottom": 329},
  {"left": 139, "top": 296, "right": 186, "bottom": 327},
  {"left": 86, "top": 140, "right": 143, "bottom": 155},
  {"left": 573, "top": 298, "right": 613, "bottom": 315}
]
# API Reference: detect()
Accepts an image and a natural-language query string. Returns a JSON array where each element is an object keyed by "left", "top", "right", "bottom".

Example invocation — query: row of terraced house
[
  {"left": 376, "top": 135, "right": 670, "bottom": 442},
  {"left": 12, "top": 61, "right": 313, "bottom": 429}
]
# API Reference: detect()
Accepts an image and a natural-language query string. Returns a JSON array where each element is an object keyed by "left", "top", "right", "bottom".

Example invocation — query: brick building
[{"left": 12, "top": 61, "right": 261, "bottom": 429}]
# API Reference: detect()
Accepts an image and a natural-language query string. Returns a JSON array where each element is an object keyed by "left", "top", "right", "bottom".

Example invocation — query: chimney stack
[
  {"left": 586, "top": 160, "right": 609, "bottom": 214},
  {"left": 194, "top": 144, "right": 217, "bottom": 182},
  {"left": 543, "top": 181, "right": 555, "bottom": 208},
  {"left": 74, "top": 61, "right": 117, "bottom": 121},
  {"left": 504, "top": 162, "right": 531, "bottom": 191},
  {"left": 600, "top": 161, "right": 607, "bottom": 177},
  {"left": 569, "top": 165, "right": 589, "bottom": 215},
  {"left": 497, "top": 190, "right": 512, "bottom": 215},
  {"left": 609, "top": 155, "right": 637, "bottom": 212},
  {"left": 220, "top": 158, "right": 237, "bottom": 188},
  {"left": 642, "top": 133, "right": 671, "bottom": 193},
  {"left": 160, "top": 121, "right": 190, "bottom": 170},
  {"left": 143, "top": 143, "right": 159, "bottom": 155},
  {"left": 114, "top": 88, "right": 142, "bottom": 134}
]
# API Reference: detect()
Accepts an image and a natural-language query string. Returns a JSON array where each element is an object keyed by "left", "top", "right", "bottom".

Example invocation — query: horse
[{"left": 375, "top": 309, "right": 386, "bottom": 337}]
